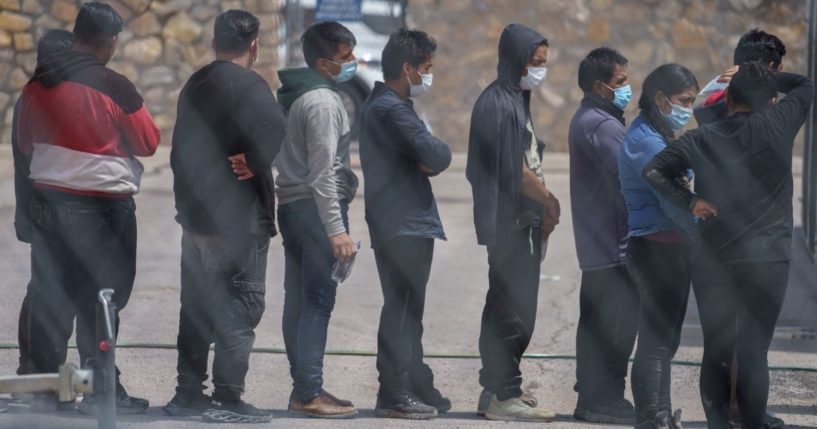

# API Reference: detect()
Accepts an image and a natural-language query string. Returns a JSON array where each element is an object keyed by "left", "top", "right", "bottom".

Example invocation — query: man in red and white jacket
[{"left": 16, "top": 2, "right": 159, "bottom": 414}]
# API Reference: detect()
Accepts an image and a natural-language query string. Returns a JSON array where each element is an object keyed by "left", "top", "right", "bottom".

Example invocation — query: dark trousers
[
  {"left": 28, "top": 191, "right": 136, "bottom": 374},
  {"left": 575, "top": 265, "right": 639, "bottom": 403},
  {"left": 374, "top": 236, "right": 436, "bottom": 396},
  {"left": 175, "top": 230, "right": 269, "bottom": 401},
  {"left": 626, "top": 237, "right": 691, "bottom": 424},
  {"left": 692, "top": 261, "right": 789, "bottom": 429},
  {"left": 17, "top": 280, "right": 33, "bottom": 375},
  {"left": 279, "top": 199, "right": 348, "bottom": 401},
  {"left": 478, "top": 225, "right": 542, "bottom": 401}
]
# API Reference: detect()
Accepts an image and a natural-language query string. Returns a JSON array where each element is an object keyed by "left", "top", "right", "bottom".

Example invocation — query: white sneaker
[{"left": 485, "top": 395, "right": 555, "bottom": 422}]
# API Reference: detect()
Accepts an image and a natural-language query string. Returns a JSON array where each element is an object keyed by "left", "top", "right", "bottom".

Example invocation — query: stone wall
[
  {"left": 406, "top": 0, "right": 810, "bottom": 152},
  {"left": 0, "top": 0, "right": 284, "bottom": 144}
]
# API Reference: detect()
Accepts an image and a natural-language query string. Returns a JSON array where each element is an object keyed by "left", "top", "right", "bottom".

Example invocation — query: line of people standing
[{"left": 10, "top": 3, "right": 814, "bottom": 428}]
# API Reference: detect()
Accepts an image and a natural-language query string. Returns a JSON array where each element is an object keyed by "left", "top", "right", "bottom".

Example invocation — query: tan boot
[{"left": 289, "top": 392, "right": 358, "bottom": 419}]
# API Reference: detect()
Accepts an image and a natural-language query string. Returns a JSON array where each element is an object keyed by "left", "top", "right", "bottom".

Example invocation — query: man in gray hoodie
[{"left": 275, "top": 21, "right": 359, "bottom": 419}]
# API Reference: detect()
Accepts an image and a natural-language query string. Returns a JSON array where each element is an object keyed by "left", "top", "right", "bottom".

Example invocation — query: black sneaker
[
  {"left": 375, "top": 392, "right": 437, "bottom": 420},
  {"left": 77, "top": 384, "right": 149, "bottom": 415},
  {"left": 573, "top": 397, "right": 635, "bottom": 425},
  {"left": 201, "top": 399, "right": 273, "bottom": 424},
  {"left": 414, "top": 385, "right": 451, "bottom": 413},
  {"left": 729, "top": 412, "right": 785, "bottom": 429},
  {"left": 162, "top": 391, "right": 212, "bottom": 417}
]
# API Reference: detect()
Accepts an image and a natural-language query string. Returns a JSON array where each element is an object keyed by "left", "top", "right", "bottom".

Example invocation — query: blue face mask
[
  {"left": 604, "top": 83, "right": 632, "bottom": 110},
  {"left": 663, "top": 96, "right": 693, "bottom": 130},
  {"left": 330, "top": 59, "right": 357, "bottom": 83}
]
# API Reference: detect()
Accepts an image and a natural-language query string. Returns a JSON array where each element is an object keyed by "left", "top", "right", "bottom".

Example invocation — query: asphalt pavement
[{"left": 0, "top": 147, "right": 814, "bottom": 428}]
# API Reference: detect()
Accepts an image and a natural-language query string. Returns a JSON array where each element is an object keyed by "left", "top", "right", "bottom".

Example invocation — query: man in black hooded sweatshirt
[{"left": 466, "top": 23, "right": 560, "bottom": 422}]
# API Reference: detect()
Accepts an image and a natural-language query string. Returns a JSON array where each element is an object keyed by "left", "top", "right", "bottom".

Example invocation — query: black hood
[
  {"left": 496, "top": 23, "right": 547, "bottom": 88},
  {"left": 30, "top": 50, "right": 101, "bottom": 88}
]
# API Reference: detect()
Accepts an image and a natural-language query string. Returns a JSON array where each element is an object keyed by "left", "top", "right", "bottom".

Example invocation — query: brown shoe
[
  {"left": 320, "top": 390, "right": 353, "bottom": 407},
  {"left": 289, "top": 392, "right": 357, "bottom": 419}
]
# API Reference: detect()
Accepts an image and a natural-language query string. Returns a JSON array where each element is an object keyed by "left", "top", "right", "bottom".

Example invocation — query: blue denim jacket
[{"left": 618, "top": 115, "right": 695, "bottom": 237}]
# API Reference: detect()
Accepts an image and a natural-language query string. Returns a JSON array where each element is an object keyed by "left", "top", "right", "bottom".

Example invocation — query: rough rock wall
[
  {"left": 0, "top": 0, "right": 284, "bottom": 144},
  {"left": 406, "top": 0, "right": 809, "bottom": 151}
]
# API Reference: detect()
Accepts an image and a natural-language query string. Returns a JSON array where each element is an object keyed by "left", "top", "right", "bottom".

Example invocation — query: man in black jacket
[
  {"left": 359, "top": 28, "right": 452, "bottom": 420},
  {"left": 11, "top": 28, "right": 73, "bottom": 379},
  {"left": 645, "top": 64, "right": 813, "bottom": 429},
  {"left": 466, "top": 23, "right": 560, "bottom": 422},
  {"left": 165, "top": 10, "right": 286, "bottom": 423}
]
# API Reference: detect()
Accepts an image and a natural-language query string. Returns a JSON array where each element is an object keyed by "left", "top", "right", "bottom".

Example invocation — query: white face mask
[
  {"left": 520, "top": 66, "right": 547, "bottom": 90},
  {"left": 408, "top": 72, "right": 433, "bottom": 97}
]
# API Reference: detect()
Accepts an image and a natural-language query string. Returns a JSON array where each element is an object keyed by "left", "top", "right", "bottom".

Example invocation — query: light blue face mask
[
  {"left": 662, "top": 96, "right": 693, "bottom": 130},
  {"left": 331, "top": 59, "right": 358, "bottom": 83},
  {"left": 604, "top": 83, "right": 632, "bottom": 110}
]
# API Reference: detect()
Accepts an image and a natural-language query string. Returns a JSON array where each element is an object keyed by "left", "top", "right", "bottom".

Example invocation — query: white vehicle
[{"left": 282, "top": 0, "right": 407, "bottom": 138}]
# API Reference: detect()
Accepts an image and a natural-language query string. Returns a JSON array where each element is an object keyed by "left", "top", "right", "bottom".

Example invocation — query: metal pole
[
  {"left": 96, "top": 289, "right": 116, "bottom": 429},
  {"left": 805, "top": 0, "right": 817, "bottom": 261}
]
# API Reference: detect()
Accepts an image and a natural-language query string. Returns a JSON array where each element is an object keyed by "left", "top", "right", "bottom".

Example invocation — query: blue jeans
[
  {"left": 278, "top": 198, "right": 349, "bottom": 401},
  {"left": 175, "top": 230, "right": 269, "bottom": 401},
  {"left": 27, "top": 191, "right": 136, "bottom": 374}
]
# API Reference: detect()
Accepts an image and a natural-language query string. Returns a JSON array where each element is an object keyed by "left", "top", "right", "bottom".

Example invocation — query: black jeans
[
  {"left": 279, "top": 199, "right": 349, "bottom": 401},
  {"left": 17, "top": 280, "right": 33, "bottom": 375},
  {"left": 626, "top": 237, "right": 691, "bottom": 424},
  {"left": 575, "top": 265, "right": 639, "bottom": 403},
  {"left": 374, "top": 236, "right": 436, "bottom": 396},
  {"left": 478, "top": 225, "right": 543, "bottom": 401},
  {"left": 175, "top": 230, "right": 269, "bottom": 401},
  {"left": 28, "top": 191, "right": 136, "bottom": 374},
  {"left": 692, "top": 261, "right": 789, "bottom": 429}
]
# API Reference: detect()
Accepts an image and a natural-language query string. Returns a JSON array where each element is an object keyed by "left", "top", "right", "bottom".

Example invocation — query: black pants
[
  {"left": 174, "top": 230, "right": 269, "bottom": 401},
  {"left": 575, "top": 265, "right": 639, "bottom": 403},
  {"left": 478, "top": 225, "right": 542, "bottom": 401},
  {"left": 374, "top": 236, "right": 436, "bottom": 396},
  {"left": 692, "top": 261, "right": 789, "bottom": 429},
  {"left": 17, "top": 280, "right": 33, "bottom": 375},
  {"left": 28, "top": 191, "right": 136, "bottom": 375},
  {"left": 626, "top": 237, "right": 691, "bottom": 424}
]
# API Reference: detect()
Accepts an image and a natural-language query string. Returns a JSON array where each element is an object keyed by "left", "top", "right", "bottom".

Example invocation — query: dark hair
[
  {"left": 37, "top": 29, "right": 73, "bottom": 61},
  {"left": 733, "top": 28, "right": 786, "bottom": 69},
  {"left": 214, "top": 9, "right": 260, "bottom": 53},
  {"left": 381, "top": 29, "right": 436, "bottom": 80},
  {"left": 729, "top": 61, "right": 777, "bottom": 111},
  {"left": 73, "top": 2, "right": 123, "bottom": 47},
  {"left": 301, "top": 21, "right": 356, "bottom": 68},
  {"left": 578, "top": 47, "right": 628, "bottom": 93},
  {"left": 638, "top": 64, "right": 699, "bottom": 143}
]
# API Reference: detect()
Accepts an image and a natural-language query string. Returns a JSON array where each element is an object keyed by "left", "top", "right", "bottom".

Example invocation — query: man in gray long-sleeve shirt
[{"left": 274, "top": 22, "right": 359, "bottom": 418}]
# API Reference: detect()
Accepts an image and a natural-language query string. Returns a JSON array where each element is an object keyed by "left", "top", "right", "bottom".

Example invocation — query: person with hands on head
[
  {"left": 643, "top": 62, "right": 814, "bottom": 429},
  {"left": 695, "top": 28, "right": 786, "bottom": 126},
  {"left": 568, "top": 47, "right": 640, "bottom": 426},
  {"left": 274, "top": 21, "right": 361, "bottom": 419},
  {"left": 466, "top": 23, "right": 560, "bottom": 423},
  {"left": 359, "top": 28, "right": 452, "bottom": 421}
]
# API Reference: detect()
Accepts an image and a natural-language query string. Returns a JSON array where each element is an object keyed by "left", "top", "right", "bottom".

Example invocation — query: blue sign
[{"left": 315, "top": 0, "right": 363, "bottom": 22}]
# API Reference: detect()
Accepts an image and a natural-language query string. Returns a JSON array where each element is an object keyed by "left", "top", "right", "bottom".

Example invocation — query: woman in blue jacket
[{"left": 618, "top": 64, "right": 698, "bottom": 429}]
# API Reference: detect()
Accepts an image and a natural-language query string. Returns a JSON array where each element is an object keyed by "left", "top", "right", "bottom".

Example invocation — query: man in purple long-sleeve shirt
[{"left": 568, "top": 47, "right": 639, "bottom": 425}]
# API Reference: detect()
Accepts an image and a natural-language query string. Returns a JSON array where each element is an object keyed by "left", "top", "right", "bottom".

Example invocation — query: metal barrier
[
  {"left": 805, "top": 0, "right": 817, "bottom": 261},
  {"left": 0, "top": 289, "right": 117, "bottom": 429}
]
